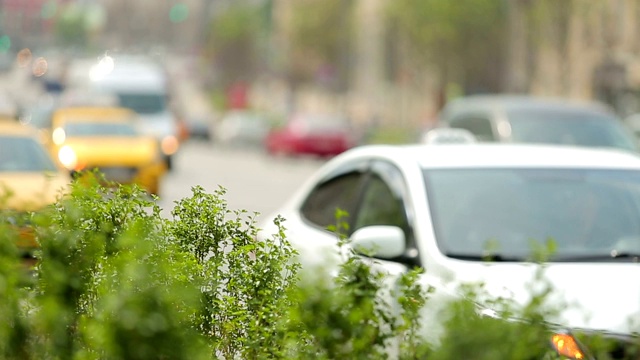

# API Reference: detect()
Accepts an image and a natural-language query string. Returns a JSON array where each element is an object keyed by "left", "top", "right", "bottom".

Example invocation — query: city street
[{"left": 157, "top": 140, "right": 325, "bottom": 220}]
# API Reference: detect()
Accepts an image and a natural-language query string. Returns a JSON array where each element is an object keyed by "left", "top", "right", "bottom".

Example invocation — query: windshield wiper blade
[
  {"left": 445, "top": 253, "right": 525, "bottom": 262},
  {"left": 553, "top": 252, "right": 640, "bottom": 262}
]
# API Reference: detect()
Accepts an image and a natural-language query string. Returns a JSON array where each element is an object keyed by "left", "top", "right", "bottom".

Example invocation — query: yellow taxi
[
  {"left": 0, "top": 121, "right": 71, "bottom": 259},
  {"left": 49, "top": 107, "right": 167, "bottom": 195}
]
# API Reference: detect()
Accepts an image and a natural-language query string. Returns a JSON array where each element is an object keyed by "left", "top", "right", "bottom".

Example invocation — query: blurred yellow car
[
  {"left": 49, "top": 107, "right": 167, "bottom": 195},
  {"left": 0, "top": 121, "right": 71, "bottom": 258}
]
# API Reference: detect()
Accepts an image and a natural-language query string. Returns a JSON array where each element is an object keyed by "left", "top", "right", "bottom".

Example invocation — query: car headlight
[
  {"left": 52, "top": 127, "right": 66, "bottom": 145},
  {"left": 550, "top": 332, "right": 588, "bottom": 360},
  {"left": 160, "top": 135, "right": 179, "bottom": 155},
  {"left": 474, "top": 303, "right": 590, "bottom": 359},
  {"left": 58, "top": 145, "right": 77, "bottom": 170}
]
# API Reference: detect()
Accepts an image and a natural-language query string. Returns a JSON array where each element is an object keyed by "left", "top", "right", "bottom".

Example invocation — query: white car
[{"left": 258, "top": 141, "right": 640, "bottom": 357}]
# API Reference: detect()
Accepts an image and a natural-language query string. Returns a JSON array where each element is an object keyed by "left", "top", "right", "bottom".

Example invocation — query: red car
[{"left": 265, "top": 113, "right": 356, "bottom": 157}]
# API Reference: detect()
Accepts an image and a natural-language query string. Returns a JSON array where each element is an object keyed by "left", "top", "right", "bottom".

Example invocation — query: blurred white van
[{"left": 85, "top": 55, "right": 182, "bottom": 170}]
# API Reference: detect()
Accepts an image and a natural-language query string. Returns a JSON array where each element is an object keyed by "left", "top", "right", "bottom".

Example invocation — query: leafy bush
[
  {"left": 0, "top": 173, "right": 637, "bottom": 359},
  {"left": 0, "top": 173, "right": 300, "bottom": 359},
  {"left": 166, "top": 185, "right": 299, "bottom": 358}
]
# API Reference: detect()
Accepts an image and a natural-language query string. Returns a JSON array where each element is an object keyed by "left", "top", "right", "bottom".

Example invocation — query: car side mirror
[{"left": 350, "top": 225, "right": 406, "bottom": 259}]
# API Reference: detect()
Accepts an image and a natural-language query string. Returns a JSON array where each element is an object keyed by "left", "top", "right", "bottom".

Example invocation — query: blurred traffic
[
  {"left": 49, "top": 106, "right": 166, "bottom": 195},
  {"left": 1, "top": 1, "right": 640, "bottom": 215},
  {"left": 2, "top": 0, "right": 640, "bottom": 243},
  {"left": 1, "top": 1, "right": 640, "bottom": 354}
]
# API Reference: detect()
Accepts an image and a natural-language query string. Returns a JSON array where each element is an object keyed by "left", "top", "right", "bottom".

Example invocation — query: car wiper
[
  {"left": 445, "top": 253, "right": 525, "bottom": 262},
  {"left": 553, "top": 252, "right": 640, "bottom": 262}
]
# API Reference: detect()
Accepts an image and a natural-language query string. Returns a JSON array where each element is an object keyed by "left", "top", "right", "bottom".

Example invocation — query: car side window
[
  {"left": 450, "top": 116, "right": 495, "bottom": 141},
  {"left": 353, "top": 162, "right": 411, "bottom": 239},
  {"left": 300, "top": 171, "right": 365, "bottom": 230}
]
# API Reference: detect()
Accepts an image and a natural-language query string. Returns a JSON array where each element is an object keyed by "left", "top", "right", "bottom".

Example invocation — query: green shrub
[
  {"left": 0, "top": 173, "right": 636, "bottom": 359},
  {"left": 278, "top": 212, "right": 431, "bottom": 359},
  {"left": 30, "top": 173, "right": 212, "bottom": 359},
  {"left": 0, "top": 223, "right": 31, "bottom": 359},
  {"left": 166, "top": 185, "right": 299, "bottom": 358},
  {"left": 0, "top": 173, "right": 302, "bottom": 359}
]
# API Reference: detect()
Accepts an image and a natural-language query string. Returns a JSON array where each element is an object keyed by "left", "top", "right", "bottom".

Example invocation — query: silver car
[
  {"left": 215, "top": 110, "right": 271, "bottom": 148},
  {"left": 425, "top": 95, "right": 639, "bottom": 152}
]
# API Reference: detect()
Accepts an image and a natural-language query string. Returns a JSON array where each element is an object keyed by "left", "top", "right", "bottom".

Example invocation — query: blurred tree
[
  {"left": 204, "top": 2, "right": 267, "bottom": 90},
  {"left": 54, "top": 4, "right": 89, "bottom": 48},
  {"left": 287, "top": 0, "right": 356, "bottom": 92},
  {"left": 386, "top": 0, "right": 508, "bottom": 95},
  {"left": 523, "top": 0, "right": 575, "bottom": 94}
]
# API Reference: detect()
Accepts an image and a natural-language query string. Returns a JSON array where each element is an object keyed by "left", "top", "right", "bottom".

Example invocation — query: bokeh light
[
  {"left": 52, "top": 127, "right": 66, "bottom": 145},
  {"left": 17, "top": 48, "right": 32, "bottom": 68},
  {"left": 41, "top": 0, "right": 57, "bottom": 19},
  {"left": 32, "top": 57, "right": 48, "bottom": 77},
  {"left": 89, "top": 54, "right": 115, "bottom": 81},
  {"left": 0, "top": 36, "right": 11, "bottom": 53},
  {"left": 169, "top": 3, "right": 189, "bottom": 23}
]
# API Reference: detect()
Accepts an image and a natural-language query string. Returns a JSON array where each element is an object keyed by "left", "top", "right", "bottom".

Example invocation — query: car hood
[
  {"left": 63, "top": 137, "right": 157, "bottom": 167},
  {"left": 440, "top": 262, "right": 640, "bottom": 334},
  {"left": 0, "top": 172, "right": 70, "bottom": 211}
]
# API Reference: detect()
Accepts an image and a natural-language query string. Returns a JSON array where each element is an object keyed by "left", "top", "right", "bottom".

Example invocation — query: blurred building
[
  {"left": 0, "top": 0, "right": 67, "bottom": 47},
  {"left": 507, "top": 0, "right": 640, "bottom": 117},
  {"left": 100, "top": 0, "right": 205, "bottom": 52},
  {"left": 263, "top": 0, "right": 435, "bottom": 129},
  {"left": 0, "top": 0, "right": 207, "bottom": 52},
  {"left": 267, "top": 0, "right": 640, "bottom": 128}
]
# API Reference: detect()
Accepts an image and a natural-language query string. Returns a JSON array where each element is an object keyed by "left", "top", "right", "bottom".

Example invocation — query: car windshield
[
  {"left": 0, "top": 136, "right": 58, "bottom": 172},
  {"left": 64, "top": 122, "right": 137, "bottom": 137},
  {"left": 117, "top": 93, "right": 166, "bottom": 114},
  {"left": 424, "top": 168, "right": 640, "bottom": 262},
  {"left": 507, "top": 110, "right": 638, "bottom": 151}
]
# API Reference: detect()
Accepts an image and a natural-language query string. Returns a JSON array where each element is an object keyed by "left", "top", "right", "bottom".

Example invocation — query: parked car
[
  {"left": 0, "top": 121, "right": 71, "bottom": 261},
  {"left": 49, "top": 106, "right": 167, "bottom": 195},
  {"left": 265, "top": 113, "right": 357, "bottom": 157},
  {"left": 215, "top": 110, "right": 270, "bottom": 147},
  {"left": 181, "top": 113, "right": 214, "bottom": 141},
  {"left": 423, "top": 95, "right": 639, "bottom": 152},
  {"left": 258, "top": 137, "right": 640, "bottom": 358}
]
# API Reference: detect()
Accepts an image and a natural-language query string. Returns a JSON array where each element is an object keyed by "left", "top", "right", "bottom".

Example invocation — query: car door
[
  {"left": 448, "top": 113, "right": 497, "bottom": 142},
  {"left": 348, "top": 161, "right": 461, "bottom": 337},
  {"left": 293, "top": 160, "right": 370, "bottom": 269},
  {"left": 351, "top": 160, "right": 419, "bottom": 263},
  {"left": 349, "top": 160, "right": 420, "bottom": 304}
]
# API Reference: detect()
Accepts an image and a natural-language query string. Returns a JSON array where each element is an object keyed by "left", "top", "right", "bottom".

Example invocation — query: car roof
[
  {"left": 53, "top": 107, "right": 135, "bottom": 120},
  {"left": 441, "top": 95, "right": 614, "bottom": 119},
  {"left": 92, "top": 59, "right": 166, "bottom": 91},
  {"left": 342, "top": 143, "right": 640, "bottom": 170},
  {"left": 0, "top": 114, "right": 17, "bottom": 122},
  {"left": 0, "top": 122, "right": 40, "bottom": 137}
]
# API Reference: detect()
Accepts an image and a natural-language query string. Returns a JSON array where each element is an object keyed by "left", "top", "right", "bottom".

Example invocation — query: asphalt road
[{"left": 157, "top": 140, "right": 325, "bottom": 220}]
